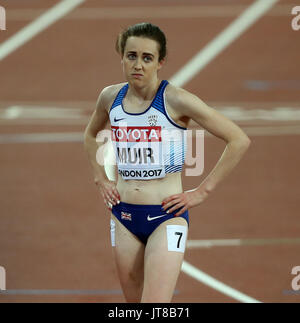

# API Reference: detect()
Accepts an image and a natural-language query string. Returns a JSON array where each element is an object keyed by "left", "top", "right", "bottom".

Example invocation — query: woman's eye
[{"left": 127, "top": 54, "right": 152, "bottom": 62}]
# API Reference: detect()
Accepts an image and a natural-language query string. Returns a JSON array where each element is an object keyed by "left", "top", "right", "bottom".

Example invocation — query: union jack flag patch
[{"left": 121, "top": 212, "right": 132, "bottom": 221}]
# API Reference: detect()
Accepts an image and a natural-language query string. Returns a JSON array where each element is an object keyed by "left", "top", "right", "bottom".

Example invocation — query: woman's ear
[{"left": 157, "top": 58, "right": 165, "bottom": 71}]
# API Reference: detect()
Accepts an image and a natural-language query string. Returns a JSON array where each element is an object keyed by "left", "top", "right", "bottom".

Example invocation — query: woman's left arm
[{"left": 162, "top": 88, "right": 251, "bottom": 216}]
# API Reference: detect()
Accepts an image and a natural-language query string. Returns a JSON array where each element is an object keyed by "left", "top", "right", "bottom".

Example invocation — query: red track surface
[{"left": 0, "top": 0, "right": 299, "bottom": 303}]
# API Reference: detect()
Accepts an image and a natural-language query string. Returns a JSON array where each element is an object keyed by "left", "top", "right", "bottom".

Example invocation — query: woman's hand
[
  {"left": 95, "top": 179, "right": 121, "bottom": 211},
  {"left": 161, "top": 186, "right": 210, "bottom": 217}
]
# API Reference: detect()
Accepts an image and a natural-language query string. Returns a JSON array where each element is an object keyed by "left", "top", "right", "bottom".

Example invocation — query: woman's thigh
[
  {"left": 142, "top": 217, "right": 188, "bottom": 303},
  {"left": 111, "top": 214, "right": 145, "bottom": 302}
]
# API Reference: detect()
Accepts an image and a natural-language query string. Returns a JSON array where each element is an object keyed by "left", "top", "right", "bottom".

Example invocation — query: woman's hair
[{"left": 115, "top": 22, "right": 167, "bottom": 62}]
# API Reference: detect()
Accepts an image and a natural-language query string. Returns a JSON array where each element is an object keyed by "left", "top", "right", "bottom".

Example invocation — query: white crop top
[{"left": 109, "top": 80, "right": 187, "bottom": 180}]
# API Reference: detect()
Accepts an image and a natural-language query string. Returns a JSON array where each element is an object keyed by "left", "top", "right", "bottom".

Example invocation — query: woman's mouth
[{"left": 132, "top": 74, "right": 143, "bottom": 78}]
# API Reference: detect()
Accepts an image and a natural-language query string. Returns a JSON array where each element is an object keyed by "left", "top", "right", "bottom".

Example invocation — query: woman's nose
[{"left": 134, "top": 58, "right": 142, "bottom": 70}]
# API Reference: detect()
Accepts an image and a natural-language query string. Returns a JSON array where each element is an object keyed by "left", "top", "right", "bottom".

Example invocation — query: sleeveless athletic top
[{"left": 109, "top": 80, "right": 187, "bottom": 180}]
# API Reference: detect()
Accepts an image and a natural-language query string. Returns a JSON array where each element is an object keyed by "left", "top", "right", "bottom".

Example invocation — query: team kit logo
[
  {"left": 121, "top": 212, "right": 132, "bottom": 221},
  {"left": 148, "top": 115, "right": 158, "bottom": 126}
]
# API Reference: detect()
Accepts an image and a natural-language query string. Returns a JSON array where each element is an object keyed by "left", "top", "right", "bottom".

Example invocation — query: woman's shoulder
[
  {"left": 165, "top": 82, "right": 196, "bottom": 115},
  {"left": 165, "top": 82, "right": 195, "bottom": 106},
  {"left": 165, "top": 81, "right": 216, "bottom": 125},
  {"left": 100, "top": 82, "right": 127, "bottom": 100},
  {"left": 97, "top": 82, "right": 127, "bottom": 112}
]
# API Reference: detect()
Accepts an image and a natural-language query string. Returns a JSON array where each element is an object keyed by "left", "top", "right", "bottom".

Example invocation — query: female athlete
[{"left": 84, "top": 23, "right": 251, "bottom": 303}]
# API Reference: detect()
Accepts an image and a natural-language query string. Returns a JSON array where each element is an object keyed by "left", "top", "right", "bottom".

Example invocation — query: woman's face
[{"left": 121, "top": 36, "right": 164, "bottom": 86}]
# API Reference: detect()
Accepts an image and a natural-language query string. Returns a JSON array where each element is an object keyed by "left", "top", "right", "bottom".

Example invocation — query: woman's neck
[{"left": 127, "top": 78, "right": 161, "bottom": 102}]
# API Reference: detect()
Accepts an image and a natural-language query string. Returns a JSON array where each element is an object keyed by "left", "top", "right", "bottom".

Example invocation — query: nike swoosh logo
[
  {"left": 147, "top": 214, "right": 169, "bottom": 221},
  {"left": 114, "top": 117, "right": 126, "bottom": 122}
]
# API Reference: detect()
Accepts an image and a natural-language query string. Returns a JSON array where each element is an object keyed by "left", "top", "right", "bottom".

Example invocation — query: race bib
[{"left": 111, "top": 125, "right": 165, "bottom": 180}]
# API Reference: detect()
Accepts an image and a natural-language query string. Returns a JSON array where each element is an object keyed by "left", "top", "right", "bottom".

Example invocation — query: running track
[{"left": 0, "top": 0, "right": 300, "bottom": 303}]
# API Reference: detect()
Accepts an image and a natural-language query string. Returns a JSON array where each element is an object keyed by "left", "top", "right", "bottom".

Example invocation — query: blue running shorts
[{"left": 111, "top": 201, "right": 189, "bottom": 245}]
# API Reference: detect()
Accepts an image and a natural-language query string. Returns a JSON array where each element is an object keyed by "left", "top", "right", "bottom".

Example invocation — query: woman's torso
[{"left": 105, "top": 80, "right": 190, "bottom": 205}]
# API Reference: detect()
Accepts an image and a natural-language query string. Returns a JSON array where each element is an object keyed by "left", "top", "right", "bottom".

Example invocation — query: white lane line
[
  {"left": 187, "top": 238, "right": 300, "bottom": 248},
  {"left": 1, "top": 124, "right": 300, "bottom": 144},
  {"left": 216, "top": 106, "right": 300, "bottom": 122},
  {"left": 2, "top": 105, "right": 300, "bottom": 125},
  {"left": 187, "top": 239, "right": 242, "bottom": 248},
  {"left": 0, "top": 0, "right": 85, "bottom": 61},
  {"left": 6, "top": 4, "right": 293, "bottom": 21},
  {"left": 239, "top": 125, "right": 300, "bottom": 136},
  {"left": 0, "top": 106, "right": 85, "bottom": 119},
  {"left": 0, "top": 289, "right": 123, "bottom": 295},
  {"left": 170, "top": 0, "right": 280, "bottom": 87},
  {"left": 181, "top": 261, "right": 261, "bottom": 303},
  {"left": 204, "top": 124, "right": 300, "bottom": 137},
  {"left": 0, "top": 132, "right": 83, "bottom": 144},
  {"left": 0, "top": 289, "right": 179, "bottom": 295}
]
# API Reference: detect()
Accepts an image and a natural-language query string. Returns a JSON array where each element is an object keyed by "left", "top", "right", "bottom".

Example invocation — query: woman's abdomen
[{"left": 116, "top": 172, "right": 183, "bottom": 204}]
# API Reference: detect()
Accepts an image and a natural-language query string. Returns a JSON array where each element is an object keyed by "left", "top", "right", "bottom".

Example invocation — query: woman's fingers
[
  {"left": 165, "top": 201, "right": 185, "bottom": 214},
  {"left": 103, "top": 197, "right": 112, "bottom": 211},
  {"left": 162, "top": 194, "right": 179, "bottom": 206},
  {"left": 96, "top": 180, "right": 121, "bottom": 210},
  {"left": 162, "top": 193, "right": 190, "bottom": 216},
  {"left": 105, "top": 189, "right": 120, "bottom": 206},
  {"left": 105, "top": 193, "right": 117, "bottom": 205},
  {"left": 162, "top": 197, "right": 183, "bottom": 212},
  {"left": 115, "top": 189, "right": 121, "bottom": 200},
  {"left": 108, "top": 185, "right": 120, "bottom": 202},
  {"left": 175, "top": 205, "right": 188, "bottom": 217}
]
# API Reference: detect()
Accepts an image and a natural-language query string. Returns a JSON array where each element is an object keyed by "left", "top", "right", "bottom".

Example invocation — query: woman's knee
[
  {"left": 116, "top": 261, "right": 144, "bottom": 302},
  {"left": 121, "top": 274, "right": 144, "bottom": 303}
]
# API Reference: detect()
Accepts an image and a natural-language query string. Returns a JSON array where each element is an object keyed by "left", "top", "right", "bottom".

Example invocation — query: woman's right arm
[{"left": 83, "top": 87, "right": 120, "bottom": 209}]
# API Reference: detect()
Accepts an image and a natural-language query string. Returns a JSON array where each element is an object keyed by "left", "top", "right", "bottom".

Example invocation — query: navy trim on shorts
[{"left": 111, "top": 201, "right": 189, "bottom": 245}]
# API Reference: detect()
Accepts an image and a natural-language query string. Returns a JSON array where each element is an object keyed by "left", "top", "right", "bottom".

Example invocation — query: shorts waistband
[{"left": 116, "top": 201, "right": 163, "bottom": 211}]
